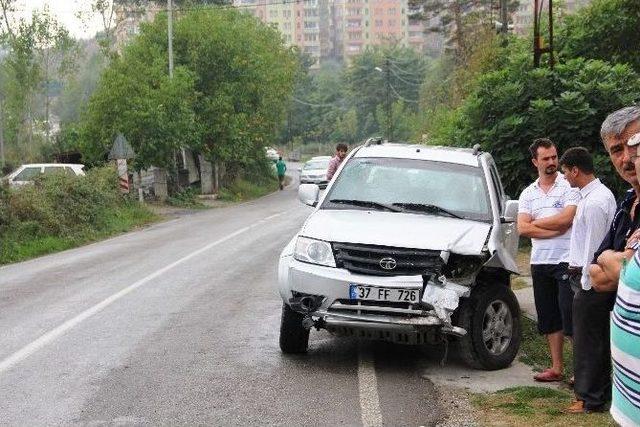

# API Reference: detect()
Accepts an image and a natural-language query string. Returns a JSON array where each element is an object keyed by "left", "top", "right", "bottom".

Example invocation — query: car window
[
  {"left": 304, "top": 160, "right": 329, "bottom": 170},
  {"left": 13, "top": 167, "right": 42, "bottom": 181},
  {"left": 323, "top": 157, "right": 491, "bottom": 221},
  {"left": 43, "top": 166, "right": 67, "bottom": 176}
]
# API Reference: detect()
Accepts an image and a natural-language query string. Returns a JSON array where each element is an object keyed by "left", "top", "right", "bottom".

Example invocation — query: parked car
[
  {"left": 3, "top": 163, "right": 85, "bottom": 187},
  {"left": 278, "top": 140, "right": 521, "bottom": 370},
  {"left": 265, "top": 147, "right": 279, "bottom": 162},
  {"left": 299, "top": 158, "right": 330, "bottom": 189}
]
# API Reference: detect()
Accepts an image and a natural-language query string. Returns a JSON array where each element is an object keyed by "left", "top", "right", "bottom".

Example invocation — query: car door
[{"left": 488, "top": 162, "right": 519, "bottom": 261}]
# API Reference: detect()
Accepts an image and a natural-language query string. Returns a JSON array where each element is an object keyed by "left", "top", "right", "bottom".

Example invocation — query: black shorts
[{"left": 531, "top": 263, "right": 574, "bottom": 336}]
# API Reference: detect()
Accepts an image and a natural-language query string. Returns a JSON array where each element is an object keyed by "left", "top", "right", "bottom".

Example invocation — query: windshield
[
  {"left": 323, "top": 157, "right": 492, "bottom": 221},
  {"left": 304, "top": 160, "right": 329, "bottom": 170}
]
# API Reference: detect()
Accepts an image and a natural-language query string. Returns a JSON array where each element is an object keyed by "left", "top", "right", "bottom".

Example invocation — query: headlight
[
  {"left": 294, "top": 237, "right": 336, "bottom": 267},
  {"left": 443, "top": 253, "right": 488, "bottom": 283}
]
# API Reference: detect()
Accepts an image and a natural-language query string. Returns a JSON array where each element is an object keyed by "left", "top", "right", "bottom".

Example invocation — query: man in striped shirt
[{"left": 518, "top": 138, "right": 580, "bottom": 383}]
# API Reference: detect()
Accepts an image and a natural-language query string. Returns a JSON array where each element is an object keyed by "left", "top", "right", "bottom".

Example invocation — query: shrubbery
[{"left": 0, "top": 166, "right": 156, "bottom": 264}]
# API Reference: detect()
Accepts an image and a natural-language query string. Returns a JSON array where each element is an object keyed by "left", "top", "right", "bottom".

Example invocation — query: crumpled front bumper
[{"left": 278, "top": 256, "right": 470, "bottom": 337}]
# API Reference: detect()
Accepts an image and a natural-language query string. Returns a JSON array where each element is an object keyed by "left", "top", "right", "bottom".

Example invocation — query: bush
[
  {"left": 440, "top": 51, "right": 640, "bottom": 197},
  {"left": 0, "top": 165, "right": 156, "bottom": 264}
]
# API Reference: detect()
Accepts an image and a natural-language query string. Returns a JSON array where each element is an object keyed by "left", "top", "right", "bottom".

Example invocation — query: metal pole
[
  {"left": 500, "top": 0, "right": 508, "bottom": 34},
  {"left": 548, "top": 0, "right": 555, "bottom": 69},
  {"left": 533, "top": 0, "right": 540, "bottom": 67},
  {"left": 168, "top": 0, "right": 174, "bottom": 78},
  {"left": 0, "top": 96, "right": 4, "bottom": 170},
  {"left": 385, "top": 58, "right": 391, "bottom": 141}
]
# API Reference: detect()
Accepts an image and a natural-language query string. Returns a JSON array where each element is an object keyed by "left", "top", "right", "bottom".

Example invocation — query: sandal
[{"left": 534, "top": 368, "right": 563, "bottom": 382}]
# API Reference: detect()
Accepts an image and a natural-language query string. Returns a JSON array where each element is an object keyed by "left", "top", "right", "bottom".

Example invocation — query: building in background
[
  {"left": 513, "top": 0, "right": 591, "bottom": 35},
  {"left": 234, "top": 0, "right": 431, "bottom": 66}
]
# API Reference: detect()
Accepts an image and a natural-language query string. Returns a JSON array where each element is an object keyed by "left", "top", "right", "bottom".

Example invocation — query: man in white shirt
[
  {"left": 557, "top": 147, "right": 616, "bottom": 413},
  {"left": 518, "top": 138, "right": 580, "bottom": 382}
]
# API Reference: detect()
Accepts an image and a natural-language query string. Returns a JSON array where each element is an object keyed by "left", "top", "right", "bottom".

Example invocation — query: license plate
[{"left": 349, "top": 284, "right": 420, "bottom": 303}]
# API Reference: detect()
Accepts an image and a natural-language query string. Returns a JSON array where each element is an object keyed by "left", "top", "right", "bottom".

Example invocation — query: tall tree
[
  {"left": 0, "top": 3, "right": 78, "bottom": 163},
  {"left": 79, "top": 7, "right": 296, "bottom": 181}
]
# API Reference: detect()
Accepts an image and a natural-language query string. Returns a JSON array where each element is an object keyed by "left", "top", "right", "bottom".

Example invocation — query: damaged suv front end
[{"left": 278, "top": 143, "right": 521, "bottom": 370}]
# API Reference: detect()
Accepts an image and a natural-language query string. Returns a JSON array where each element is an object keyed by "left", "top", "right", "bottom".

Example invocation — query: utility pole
[
  {"left": 385, "top": 58, "right": 392, "bottom": 141},
  {"left": 500, "top": 0, "right": 508, "bottom": 35},
  {"left": 168, "top": 0, "right": 174, "bottom": 78},
  {"left": 533, "top": 0, "right": 555, "bottom": 68},
  {"left": 0, "top": 95, "right": 4, "bottom": 170}
]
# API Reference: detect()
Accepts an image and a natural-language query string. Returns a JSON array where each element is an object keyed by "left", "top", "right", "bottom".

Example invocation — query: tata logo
[{"left": 379, "top": 257, "right": 397, "bottom": 270}]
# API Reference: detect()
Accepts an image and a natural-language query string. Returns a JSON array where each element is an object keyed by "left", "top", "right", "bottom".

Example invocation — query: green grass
[
  {"left": 217, "top": 178, "right": 279, "bottom": 202},
  {"left": 472, "top": 386, "right": 615, "bottom": 426},
  {"left": 0, "top": 202, "right": 158, "bottom": 265},
  {"left": 166, "top": 187, "right": 207, "bottom": 209},
  {"left": 468, "top": 317, "right": 615, "bottom": 426}
]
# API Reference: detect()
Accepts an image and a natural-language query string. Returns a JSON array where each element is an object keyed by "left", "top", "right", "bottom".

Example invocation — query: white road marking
[
  {"left": 0, "top": 211, "right": 287, "bottom": 375},
  {"left": 358, "top": 345, "right": 383, "bottom": 427}
]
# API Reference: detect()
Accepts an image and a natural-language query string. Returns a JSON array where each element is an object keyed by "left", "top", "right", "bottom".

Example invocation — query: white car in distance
[
  {"left": 3, "top": 163, "right": 85, "bottom": 187},
  {"left": 299, "top": 158, "right": 330, "bottom": 189}
]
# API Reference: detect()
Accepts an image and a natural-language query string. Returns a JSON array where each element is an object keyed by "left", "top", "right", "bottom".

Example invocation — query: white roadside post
[{"left": 108, "top": 133, "right": 136, "bottom": 198}]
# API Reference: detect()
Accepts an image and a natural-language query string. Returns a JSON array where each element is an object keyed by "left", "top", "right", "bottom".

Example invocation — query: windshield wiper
[
  {"left": 329, "top": 199, "right": 403, "bottom": 212},
  {"left": 392, "top": 202, "right": 463, "bottom": 219}
]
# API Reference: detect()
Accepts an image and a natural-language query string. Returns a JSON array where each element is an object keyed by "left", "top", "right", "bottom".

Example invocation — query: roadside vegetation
[
  {"left": 0, "top": 167, "right": 157, "bottom": 265},
  {"left": 472, "top": 386, "right": 615, "bottom": 426},
  {"left": 468, "top": 316, "right": 614, "bottom": 426}
]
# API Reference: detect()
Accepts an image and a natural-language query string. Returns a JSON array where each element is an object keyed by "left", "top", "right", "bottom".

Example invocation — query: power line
[
  {"left": 389, "top": 82, "right": 420, "bottom": 104},
  {"left": 389, "top": 67, "right": 423, "bottom": 86},
  {"left": 291, "top": 96, "right": 345, "bottom": 108}
]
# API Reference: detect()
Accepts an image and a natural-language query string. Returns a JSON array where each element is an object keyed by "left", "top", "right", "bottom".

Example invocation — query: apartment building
[{"left": 235, "top": 0, "right": 430, "bottom": 65}]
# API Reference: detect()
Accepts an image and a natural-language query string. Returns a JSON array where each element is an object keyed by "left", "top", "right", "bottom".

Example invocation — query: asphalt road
[{"left": 0, "top": 169, "right": 444, "bottom": 426}]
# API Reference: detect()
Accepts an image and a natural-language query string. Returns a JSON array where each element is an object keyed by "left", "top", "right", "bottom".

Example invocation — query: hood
[
  {"left": 302, "top": 209, "right": 491, "bottom": 255},
  {"left": 301, "top": 168, "right": 326, "bottom": 175}
]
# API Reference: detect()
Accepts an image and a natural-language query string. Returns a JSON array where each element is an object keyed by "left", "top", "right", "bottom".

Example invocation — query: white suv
[{"left": 278, "top": 140, "right": 521, "bottom": 370}]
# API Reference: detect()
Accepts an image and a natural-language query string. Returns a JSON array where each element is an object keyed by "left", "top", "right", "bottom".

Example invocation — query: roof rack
[{"left": 364, "top": 136, "right": 385, "bottom": 147}]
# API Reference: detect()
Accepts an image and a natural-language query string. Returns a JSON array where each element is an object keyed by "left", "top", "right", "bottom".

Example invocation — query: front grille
[
  {"left": 332, "top": 242, "right": 443, "bottom": 276},
  {"left": 329, "top": 299, "right": 422, "bottom": 317}
]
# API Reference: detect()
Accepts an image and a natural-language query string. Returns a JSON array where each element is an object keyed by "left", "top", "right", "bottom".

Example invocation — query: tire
[
  {"left": 457, "top": 284, "right": 521, "bottom": 370},
  {"left": 279, "top": 303, "right": 310, "bottom": 354}
]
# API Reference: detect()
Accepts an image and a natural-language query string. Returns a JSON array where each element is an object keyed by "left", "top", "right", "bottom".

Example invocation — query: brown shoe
[{"left": 565, "top": 400, "right": 585, "bottom": 414}]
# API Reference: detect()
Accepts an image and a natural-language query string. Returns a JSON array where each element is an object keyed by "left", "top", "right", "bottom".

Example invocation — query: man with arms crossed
[
  {"left": 557, "top": 148, "right": 616, "bottom": 413},
  {"left": 518, "top": 138, "right": 580, "bottom": 382},
  {"left": 326, "top": 143, "right": 348, "bottom": 181}
]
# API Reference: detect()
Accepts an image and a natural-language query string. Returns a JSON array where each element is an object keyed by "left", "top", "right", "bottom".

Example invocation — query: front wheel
[
  {"left": 279, "top": 303, "right": 310, "bottom": 354},
  {"left": 457, "top": 285, "right": 521, "bottom": 370}
]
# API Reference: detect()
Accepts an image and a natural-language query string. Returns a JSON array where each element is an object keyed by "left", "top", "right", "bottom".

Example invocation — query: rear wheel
[
  {"left": 279, "top": 303, "right": 310, "bottom": 354},
  {"left": 457, "top": 285, "right": 521, "bottom": 370}
]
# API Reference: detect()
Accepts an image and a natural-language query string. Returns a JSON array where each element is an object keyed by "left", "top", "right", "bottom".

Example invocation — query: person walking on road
[
  {"left": 326, "top": 143, "right": 348, "bottom": 181},
  {"left": 557, "top": 147, "right": 616, "bottom": 414},
  {"left": 276, "top": 156, "right": 286, "bottom": 190},
  {"left": 517, "top": 138, "right": 580, "bottom": 383}
]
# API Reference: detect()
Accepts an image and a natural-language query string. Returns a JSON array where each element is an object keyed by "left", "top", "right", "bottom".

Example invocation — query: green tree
[
  {"left": 79, "top": 7, "right": 296, "bottom": 181},
  {"left": 436, "top": 50, "right": 640, "bottom": 197},
  {"left": 0, "top": 4, "right": 78, "bottom": 164},
  {"left": 559, "top": 0, "right": 640, "bottom": 72}
]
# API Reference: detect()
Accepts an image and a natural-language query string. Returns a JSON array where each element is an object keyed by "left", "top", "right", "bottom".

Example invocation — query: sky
[{"left": 17, "top": 0, "right": 103, "bottom": 39}]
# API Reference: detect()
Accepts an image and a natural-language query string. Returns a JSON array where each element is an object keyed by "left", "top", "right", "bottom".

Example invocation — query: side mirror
[
  {"left": 501, "top": 199, "right": 518, "bottom": 223},
  {"left": 298, "top": 184, "right": 320, "bottom": 207}
]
